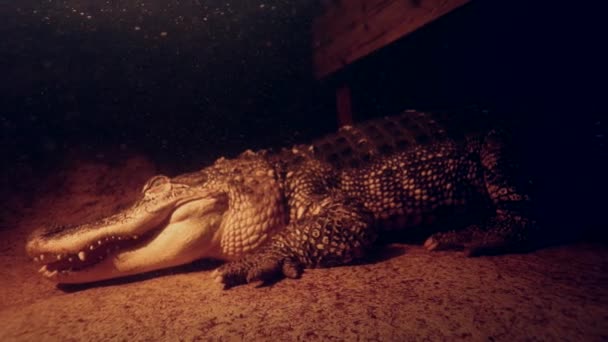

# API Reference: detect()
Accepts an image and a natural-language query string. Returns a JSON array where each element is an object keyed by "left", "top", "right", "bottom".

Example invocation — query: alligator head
[{"left": 26, "top": 151, "right": 286, "bottom": 284}]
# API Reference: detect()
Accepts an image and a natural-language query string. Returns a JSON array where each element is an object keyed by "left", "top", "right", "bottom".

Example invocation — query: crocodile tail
[{"left": 310, "top": 108, "right": 495, "bottom": 169}]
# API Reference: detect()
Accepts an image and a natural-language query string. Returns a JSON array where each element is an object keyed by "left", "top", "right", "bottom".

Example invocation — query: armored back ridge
[{"left": 307, "top": 109, "right": 495, "bottom": 169}]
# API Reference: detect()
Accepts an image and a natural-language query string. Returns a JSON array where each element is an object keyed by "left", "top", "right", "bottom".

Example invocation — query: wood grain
[{"left": 313, "top": 0, "right": 471, "bottom": 79}]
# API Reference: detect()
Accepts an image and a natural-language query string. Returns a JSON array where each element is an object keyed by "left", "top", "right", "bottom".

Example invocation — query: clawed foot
[
  {"left": 211, "top": 254, "right": 303, "bottom": 289},
  {"left": 424, "top": 229, "right": 475, "bottom": 253}
]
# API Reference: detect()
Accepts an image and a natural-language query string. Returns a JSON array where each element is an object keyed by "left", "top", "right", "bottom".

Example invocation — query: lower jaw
[
  {"left": 36, "top": 231, "right": 159, "bottom": 280},
  {"left": 41, "top": 256, "right": 123, "bottom": 284}
]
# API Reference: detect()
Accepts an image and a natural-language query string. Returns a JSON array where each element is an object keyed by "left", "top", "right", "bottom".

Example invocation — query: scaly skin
[
  {"left": 25, "top": 110, "right": 536, "bottom": 287},
  {"left": 213, "top": 128, "right": 536, "bottom": 287}
]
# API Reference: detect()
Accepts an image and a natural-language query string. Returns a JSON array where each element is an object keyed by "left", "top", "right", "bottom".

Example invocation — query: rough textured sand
[{"left": 1, "top": 156, "right": 607, "bottom": 341}]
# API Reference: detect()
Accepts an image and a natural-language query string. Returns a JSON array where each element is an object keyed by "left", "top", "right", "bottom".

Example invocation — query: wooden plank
[{"left": 313, "top": 0, "right": 471, "bottom": 79}]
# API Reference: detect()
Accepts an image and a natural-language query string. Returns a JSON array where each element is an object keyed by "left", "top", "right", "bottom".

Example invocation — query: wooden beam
[
  {"left": 313, "top": 0, "right": 471, "bottom": 79},
  {"left": 335, "top": 84, "right": 354, "bottom": 126}
]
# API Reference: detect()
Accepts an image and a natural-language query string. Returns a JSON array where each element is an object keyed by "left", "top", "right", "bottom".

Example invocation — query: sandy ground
[{"left": 1, "top": 155, "right": 607, "bottom": 341}]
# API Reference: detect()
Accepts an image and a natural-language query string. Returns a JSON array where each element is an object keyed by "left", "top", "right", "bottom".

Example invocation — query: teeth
[
  {"left": 45, "top": 270, "right": 58, "bottom": 278},
  {"left": 78, "top": 251, "right": 86, "bottom": 261},
  {"left": 89, "top": 245, "right": 95, "bottom": 250},
  {"left": 33, "top": 256, "right": 39, "bottom": 263},
  {"left": 133, "top": 235, "right": 138, "bottom": 240},
  {"left": 57, "top": 254, "right": 63, "bottom": 260},
  {"left": 68, "top": 257, "right": 73, "bottom": 262},
  {"left": 117, "top": 236, "right": 122, "bottom": 240},
  {"left": 112, "top": 236, "right": 116, "bottom": 239},
  {"left": 97, "top": 240, "right": 102, "bottom": 245},
  {"left": 38, "top": 265, "right": 47, "bottom": 273},
  {"left": 39, "top": 254, "right": 45, "bottom": 261}
]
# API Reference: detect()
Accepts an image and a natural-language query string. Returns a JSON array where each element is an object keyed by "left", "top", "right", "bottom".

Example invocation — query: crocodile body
[{"left": 26, "top": 110, "right": 536, "bottom": 287}]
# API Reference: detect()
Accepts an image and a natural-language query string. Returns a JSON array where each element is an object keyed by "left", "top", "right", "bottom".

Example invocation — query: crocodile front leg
[{"left": 213, "top": 196, "right": 376, "bottom": 288}]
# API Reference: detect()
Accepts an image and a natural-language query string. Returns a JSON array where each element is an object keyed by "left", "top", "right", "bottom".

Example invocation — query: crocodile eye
[{"left": 141, "top": 175, "right": 171, "bottom": 194}]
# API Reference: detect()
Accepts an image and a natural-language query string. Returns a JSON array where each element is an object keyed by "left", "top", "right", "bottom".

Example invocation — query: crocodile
[{"left": 25, "top": 110, "right": 537, "bottom": 287}]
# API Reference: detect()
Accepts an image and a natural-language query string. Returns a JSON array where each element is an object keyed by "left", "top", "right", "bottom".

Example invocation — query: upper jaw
[
  {"left": 25, "top": 172, "right": 219, "bottom": 258},
  {"left": 26, "top": 195, "right": 198, "bottom": 258}
]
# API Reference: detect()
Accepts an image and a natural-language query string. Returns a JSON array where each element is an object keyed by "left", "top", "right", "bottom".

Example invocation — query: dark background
[{"left": 0, "top": 1, "right": 605, "bottom": 237}]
